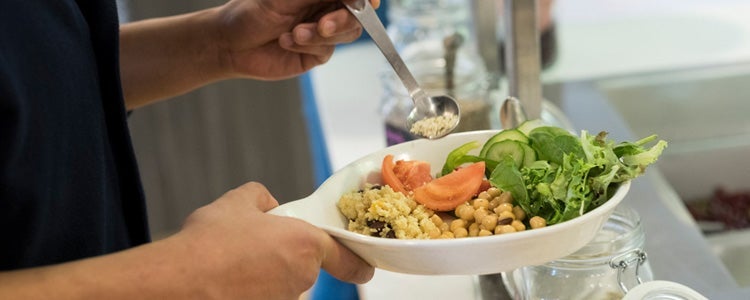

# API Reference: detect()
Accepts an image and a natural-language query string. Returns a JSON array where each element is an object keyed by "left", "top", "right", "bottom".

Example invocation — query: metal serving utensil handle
[
  {"left": 342, "top": 0, "right": 429, "bottom": 104},
  {"left": 504, "top": 0, "right": 542, "bottom": 119}
]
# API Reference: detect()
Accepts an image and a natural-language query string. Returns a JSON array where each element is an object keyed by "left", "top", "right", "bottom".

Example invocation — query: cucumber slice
[
  {"left": 479, "top": 129, "right": 529, "bottom": 157},
  {"left": 516, "top": 119, "right": 545, "bottom": 136},
  {"left": 519, "top": 142, "right": 537, "bottom": 167},
  {"left": 484, "top": 140, "right": 526, "bottom": 168}
]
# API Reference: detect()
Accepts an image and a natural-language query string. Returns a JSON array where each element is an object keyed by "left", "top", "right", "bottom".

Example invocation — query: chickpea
[
  {"left": 529, "top": 216, "right": 547, "bottom": 229},
  {"left": 440, "top": 231, "right": 455, "bottom": 239},
  {"left": 495, "top": 225, "right": 517, "bottom": 235},
  {"left": 478, "top": 229, "right": 492, "bottom": 237},
  {"left": 481, "top": 214, "right": 498, "bottom": 230},
  {"left": 494, "top": 203, "right": 513, "bottom": 214},
  {"left": 450, "top": 219, "right": 467, "bottom": 232},
  {"left": 488, "top": 198, "right": 501, "bottom": 211},
  {"left": 440, "top": 222, "right": 450, "bottom": 232},
  {"left": 453, "top": 201, "right": 469, "bottom": 216},
  {"left": 454, "top": 203, "right": 466, "bottom": 216},
  {"left": 473, "top": 198, "right": 489, "bottom": 209},
  {"left": 456, "top": 204, "right": 475, "bottom": 222},
  {"left": 511, "top": 220, "right": 526, "bottom": 232},
  {"left": 452, "top": 227, "right": 468, "bottom": 238},
  {"left": 473, "top": 207, "right": 489, "bottom": 224},
  {"left": 487, "top": 187, "right": 502, "bottom": 198},
  {"left": 468, "top": 223, "right": 480, "bottom": 237},
  {"left": 477, "top": 191, "right": 492, "bottom": 200},
  {"left": 512, "top": 205, "right": 526, "bottom": 221},
  {"left": 498, "top": 191, "right": 513, "bottom": 204}
]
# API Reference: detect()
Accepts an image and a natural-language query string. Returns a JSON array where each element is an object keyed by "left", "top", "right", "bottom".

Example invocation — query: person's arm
[
  {"left": 0, "top": 182, "right": 374, "bottom": 299},
  {"left": 119, "top": 0, "right": 379, "bottom": 110},
  {"left": 119, "top": 8, "right": 226, "bottom": 110}
]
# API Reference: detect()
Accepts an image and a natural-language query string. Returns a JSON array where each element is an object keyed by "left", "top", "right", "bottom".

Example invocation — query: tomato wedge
[
  {"left": 381, "top": 154, "right": 407, "bottom": 194},
  {"left": 414, "top": 161, "right": 486, "bottom": 211},
  {"left": 393, "top": 159, "right": 433, "bottom": 191}
]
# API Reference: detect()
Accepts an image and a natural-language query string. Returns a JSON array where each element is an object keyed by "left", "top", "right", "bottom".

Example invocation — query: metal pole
[{"left": 504, "top": 0, "right": 542, "bottom": 119}]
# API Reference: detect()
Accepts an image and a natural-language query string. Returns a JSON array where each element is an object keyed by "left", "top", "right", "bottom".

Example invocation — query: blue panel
[
  {"left": 300, "top": 72, "right": 333, "bottom": 187},
  {"left": 355, "top": 0, "right": 390, "bottom": 43},
  {"left": 299, "top": 73, "right": 359, "bottom": 300}
]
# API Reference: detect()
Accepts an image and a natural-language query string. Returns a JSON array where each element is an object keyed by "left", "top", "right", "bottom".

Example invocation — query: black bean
[{"left": 367, "top": 219, "right": 386, "bottom": 231}]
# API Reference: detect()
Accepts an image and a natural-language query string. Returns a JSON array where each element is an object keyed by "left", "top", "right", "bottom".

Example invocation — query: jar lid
[{"left": 623, "top": 281, "right": 708, "bottom": 300}]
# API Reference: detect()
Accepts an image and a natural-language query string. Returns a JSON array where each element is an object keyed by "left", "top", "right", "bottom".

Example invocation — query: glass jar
[
  {"left": 381, "top": 0, "right": 495, "bottom": 146},
  {"left": 502, "top": 205, "right": 654, "bottom": 300}
]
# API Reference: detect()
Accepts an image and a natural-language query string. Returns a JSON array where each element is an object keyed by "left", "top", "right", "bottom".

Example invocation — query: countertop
[{"left": 309, "top": 0, "right": 750, "bottom": 298}]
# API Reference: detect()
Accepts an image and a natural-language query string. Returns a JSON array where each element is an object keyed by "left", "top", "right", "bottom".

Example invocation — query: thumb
[
  {"left": 319, "top": 234, "right": 375, "bottom": 284},
  {"left": 225, "top": 181, "right": 280, "bottom": 212}
]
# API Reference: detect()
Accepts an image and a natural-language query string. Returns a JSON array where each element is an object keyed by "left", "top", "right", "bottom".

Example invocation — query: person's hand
[
  {"left": 174, "top": 182, "right": 374, "bottom": 299},
  {"left": 215, "top": 0, "right": 381, "bottom": 80}
]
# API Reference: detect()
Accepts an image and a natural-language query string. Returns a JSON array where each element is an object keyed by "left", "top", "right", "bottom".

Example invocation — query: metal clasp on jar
[{"left": 609, "top": 248, "right": 648, "bottom": 294}]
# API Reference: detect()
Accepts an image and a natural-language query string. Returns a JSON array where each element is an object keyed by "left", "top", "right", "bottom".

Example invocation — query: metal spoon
[
  {"left": 500, "top": 96, "right": 528, "bottom": 129},
  {"left": 343, "top": 0, "right": 460, "bottom": 139}
]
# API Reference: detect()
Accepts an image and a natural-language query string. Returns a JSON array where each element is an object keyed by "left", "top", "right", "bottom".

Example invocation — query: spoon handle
[{"left": 343, "top": 0, "right": 428, "bottom": 101}]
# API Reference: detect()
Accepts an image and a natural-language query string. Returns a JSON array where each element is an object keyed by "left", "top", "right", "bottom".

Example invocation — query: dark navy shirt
[{"left": 0, "top": 0, "right": 150, "bottom": 270}]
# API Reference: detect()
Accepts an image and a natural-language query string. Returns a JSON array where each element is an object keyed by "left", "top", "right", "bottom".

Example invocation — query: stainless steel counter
[{"left": 543, "top": 80, "right": 750, "bottom": 298}]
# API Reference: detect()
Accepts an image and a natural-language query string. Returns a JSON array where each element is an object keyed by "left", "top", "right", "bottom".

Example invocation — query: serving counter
[{"left": 309, "top": 1, "right": 750, "bottom": 298}]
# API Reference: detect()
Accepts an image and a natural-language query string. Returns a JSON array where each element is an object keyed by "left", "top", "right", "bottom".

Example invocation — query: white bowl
[{"left": 269, "top": 130, "right": 631, "bottom": 275}]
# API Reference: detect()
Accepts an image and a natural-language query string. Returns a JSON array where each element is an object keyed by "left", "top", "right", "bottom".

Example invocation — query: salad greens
[{"left": 441, "top": 120, "right": 668, "bottom": 225}]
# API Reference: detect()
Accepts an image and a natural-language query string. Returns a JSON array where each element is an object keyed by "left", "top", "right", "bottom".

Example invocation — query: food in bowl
[
  {"left": 337, "top": 120, "right": 668, "bottom": 239},
  {"left": 338, "top": 182, "right": 541, "bottom": 239}
]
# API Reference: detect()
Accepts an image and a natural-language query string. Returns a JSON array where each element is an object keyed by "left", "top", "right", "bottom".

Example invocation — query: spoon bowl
[
  {"left": 343, "top": 0, "right": 460, "bottom": 139},
  {"left": 406, "top": 95, "right": 461, "bottom": 139},
  {"left": 268, "top": 130, "right": 631, "bottom": 275}
]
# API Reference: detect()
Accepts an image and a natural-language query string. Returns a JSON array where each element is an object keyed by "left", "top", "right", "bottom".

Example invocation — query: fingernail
[
  {"left": 322, "top": 21, "right": 336, "bottom": 36},
  {"left": 296, "top": 28, "right": 313, "bottom": 42}
]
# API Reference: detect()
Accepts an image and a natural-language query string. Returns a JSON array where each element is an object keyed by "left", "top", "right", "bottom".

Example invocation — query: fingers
[
  {"left": 278, "top": 6, "right": 363, "bottom": 49},
  {"left": 225, "top": 181, "right": 280, "bottom": 213},
  {"left": 298, "top": 21, "right": 363, "bottom": 46},
  {"left": 276, "top": 0, "right": 385, "bottom": 64},
  {"left": 315, "top": 8, "right": 361, "bottom": 40},
  {"left": 371, "top": 0, "right": 381, "bottom": 9},
  {"left": 319, "top": 234, "right": 375, "bottom": 284}
]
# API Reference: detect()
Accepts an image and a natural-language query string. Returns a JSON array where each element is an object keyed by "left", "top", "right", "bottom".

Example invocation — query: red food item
[
  {"left": 413, "top": 162, "right": 486, "bottom": 211},
  {"left": 478, "top": 179, "right": 492, "bottom": 194},
  {"left": 381, "top": 154, "right": 407, "bottom": 194},
  {"left": 709, "top": 188, "right": 750, "bottom": 229},
  {"left": 687, "top": 187, "right": 750, "bottom": 230},
  {"left": 392, "top": 159, "right": 433, "bottom": 191}
]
